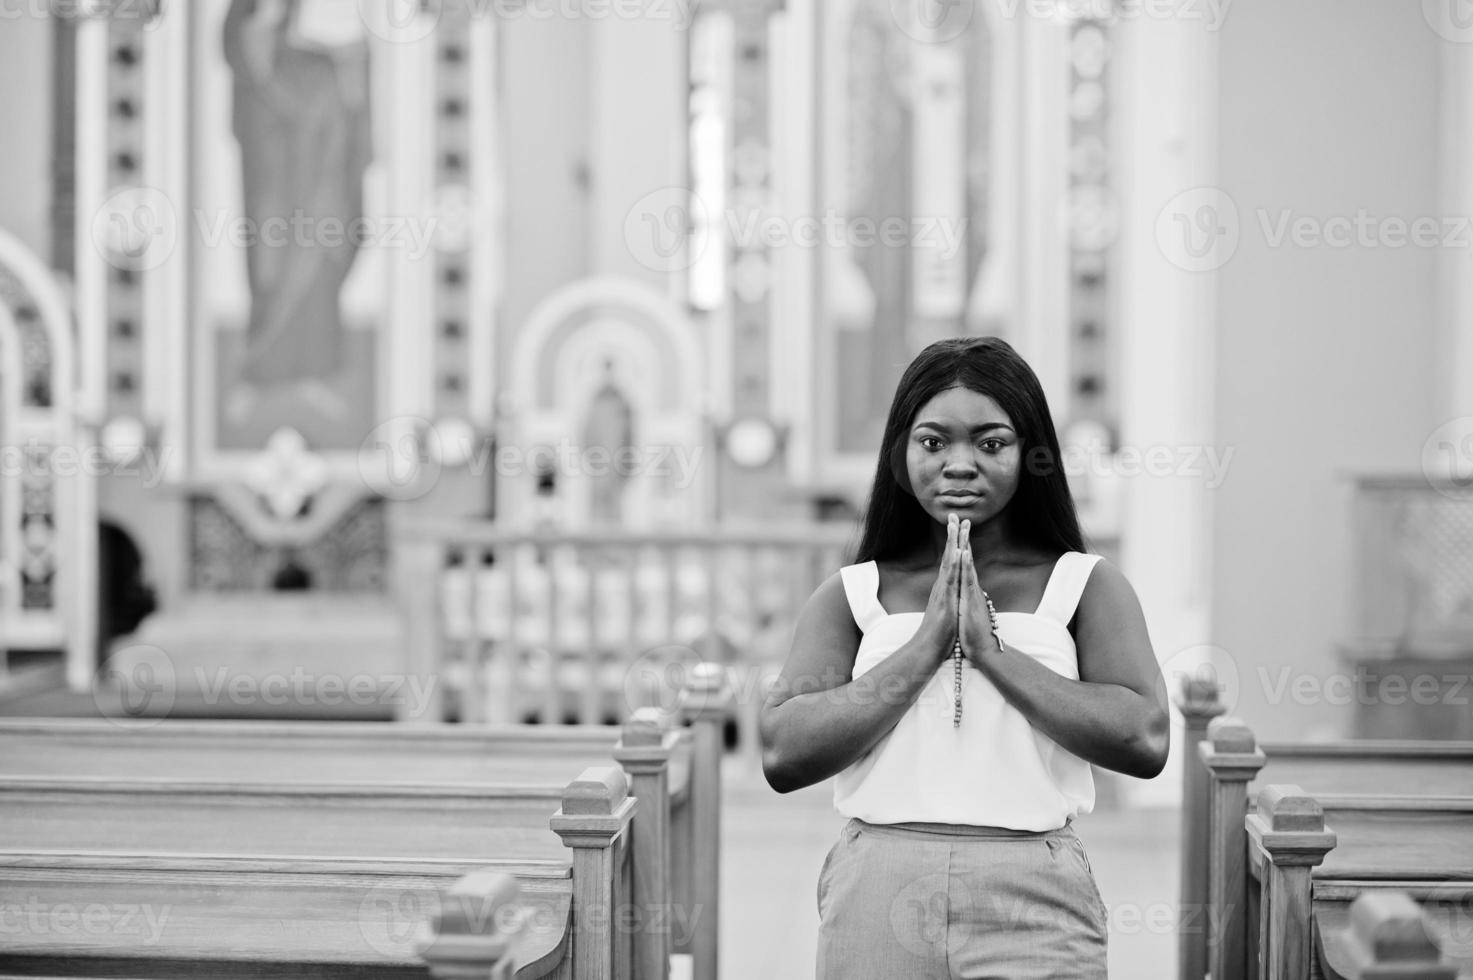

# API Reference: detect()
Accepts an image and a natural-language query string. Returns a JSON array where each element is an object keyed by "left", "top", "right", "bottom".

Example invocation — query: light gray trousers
[{"left": 816, "top": 818, "right": 1109, "bottom": 979}]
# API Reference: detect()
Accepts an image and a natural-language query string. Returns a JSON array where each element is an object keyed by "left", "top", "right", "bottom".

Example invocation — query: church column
[
  {"left": 1435, "top": 29, "right": 1473, "bottom": 422},
  {"left": 701, "top": 0, "right": 792, "bottom": 520},
  {"left": 1113, "top": 13, "right": 1221, "bottom": 805},
  {"left": 721, "top": 0, "right": 783, "bottom": 420}
]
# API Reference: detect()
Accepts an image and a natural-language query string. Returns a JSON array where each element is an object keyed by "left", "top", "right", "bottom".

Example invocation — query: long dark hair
[{"left": 853, "top": 336, "right": 1087, "bottom": 564}]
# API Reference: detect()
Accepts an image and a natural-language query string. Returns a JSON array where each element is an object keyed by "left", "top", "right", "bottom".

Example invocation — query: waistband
[{"left": 851, "top": 817, "right": 1076, "bottom": 840}]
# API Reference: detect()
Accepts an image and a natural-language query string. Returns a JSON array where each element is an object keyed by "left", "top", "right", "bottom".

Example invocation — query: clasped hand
[{"left": 921, "top": 513, "right": 1005, "bottom": 672}]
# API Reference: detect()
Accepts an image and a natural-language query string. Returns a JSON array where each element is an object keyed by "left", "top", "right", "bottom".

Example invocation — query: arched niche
[
  {"left": 502, "top": 276, "right": 708, "bottom": 529},
  {"left": 0, "top": 227, "right": 97, "bottom": 688}
]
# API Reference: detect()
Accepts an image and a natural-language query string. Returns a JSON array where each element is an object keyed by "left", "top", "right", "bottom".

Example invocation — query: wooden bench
[
  {"left": 1176, "top": 679, "right": 1473, "bottom": 980},
  {"left": 0, "top": 769, "right": 636, "bottom": 978},
  {"left": 0, "top": 663, "right": 733, "bottom": 980},
  {"left": 1245, "top": 784, "right": 1473, "bottom": 980},
  {"left": 1316, "top": 889, "right": 1466, "bottom": 979}
]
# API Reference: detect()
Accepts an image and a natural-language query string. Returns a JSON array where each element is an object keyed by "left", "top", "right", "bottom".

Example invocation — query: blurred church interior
[{"left": 2, "top": 1, "right": 1472, "bottom": 976}]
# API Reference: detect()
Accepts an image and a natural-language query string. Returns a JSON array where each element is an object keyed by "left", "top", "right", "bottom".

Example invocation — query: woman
[{"left": 759, "top": 337, "right": 1170, "bottom": 979}]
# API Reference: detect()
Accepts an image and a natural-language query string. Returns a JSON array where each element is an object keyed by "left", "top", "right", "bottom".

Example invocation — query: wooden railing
[{"left": 396, "top": 520, "right": 856, "bottom": 733}]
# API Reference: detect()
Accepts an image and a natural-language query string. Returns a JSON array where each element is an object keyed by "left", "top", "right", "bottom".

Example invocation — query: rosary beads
[{"left": 953, "top": 590, "right": 1008, "bottom": 728}]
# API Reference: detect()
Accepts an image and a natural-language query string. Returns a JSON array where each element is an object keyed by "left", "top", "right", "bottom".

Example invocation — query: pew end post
[
  {"left": 414, "top": 869, "right": 524, "bottom": 980},
  {"left": 1200, "top": 715, "right": 1267, "bottom": 980},
  {"left": 550, "top": 765, "right": 640, "bottom": 980},
  {"left": 1326, "top": 891, "right": 1458, "bottom": 980},
  {"left": 1177, "top": 675, "right": 1228, "bottom": 980},
  {"left": 679, "top": 661, "right": 733, "bottom": 980},
  {"left": 614, "top": 706, "right": 681, "bottom": 980},
  {"left": 1245, "top": 784, "right": 1338, "bottom": 980}
]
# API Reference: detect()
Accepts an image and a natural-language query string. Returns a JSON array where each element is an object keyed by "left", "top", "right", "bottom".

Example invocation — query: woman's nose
[{"left": 942, "top": 448, "right": 979, "bottom": 475}]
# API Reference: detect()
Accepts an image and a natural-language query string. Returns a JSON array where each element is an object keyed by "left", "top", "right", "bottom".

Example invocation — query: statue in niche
[
  {"left": 221, "top": 0, "right": 371, "bottom": 423},
  {"left": 580, "top": 360, "right": 635, "bottom": 526}
]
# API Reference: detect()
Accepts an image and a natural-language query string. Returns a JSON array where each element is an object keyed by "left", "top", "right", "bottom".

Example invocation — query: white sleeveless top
[{"left": 832, "top": 552, "right": 1102, "bottom": 830}]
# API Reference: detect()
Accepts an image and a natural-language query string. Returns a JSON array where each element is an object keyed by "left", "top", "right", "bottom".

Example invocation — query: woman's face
[{"left": 905, "top": 385, "right": 1023, "bottom": 526}]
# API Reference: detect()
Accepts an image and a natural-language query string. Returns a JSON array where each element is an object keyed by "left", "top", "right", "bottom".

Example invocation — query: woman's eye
[
  {"left": 979, "top": 439, "right": 1005, "bottom": 453},
  {"left": 920, "top": 436, "right": 943, "bottom": 451}
]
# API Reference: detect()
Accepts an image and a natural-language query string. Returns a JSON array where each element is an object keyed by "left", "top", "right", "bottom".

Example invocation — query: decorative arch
[
  {"left": 502, "top": 276, "right": 708, "bottom": 528},
  {"left": 509, "top": 276, "right": 704, "bottom": 414},
  {"left": 0, "top": 227, "right": 97, "bottom": 687}
]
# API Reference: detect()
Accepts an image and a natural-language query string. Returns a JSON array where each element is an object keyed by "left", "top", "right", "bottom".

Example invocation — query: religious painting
[{"left": 192, "top": 0, "right": 388, "bottom": 454}]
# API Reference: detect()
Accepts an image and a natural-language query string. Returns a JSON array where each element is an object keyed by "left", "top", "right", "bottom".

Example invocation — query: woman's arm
[
  {"left": 758, "top": 573, "right": 951, "bottom": 794},
  {"left": 963, "top": 556, "right": 1171, "bottom": 779}
]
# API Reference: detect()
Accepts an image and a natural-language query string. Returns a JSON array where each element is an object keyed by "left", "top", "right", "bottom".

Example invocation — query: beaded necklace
[{"left": 953, "top": 590, "right": 1007, "bottom": 727}]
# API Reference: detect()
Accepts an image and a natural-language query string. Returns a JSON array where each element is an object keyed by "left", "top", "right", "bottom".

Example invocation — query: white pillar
[
  {"left": 1112, "top": 15, "right": 1220, "bottom": 807},
  {"left": 1436, "top": 37, "right": 1473, "bottom": 420},
  {"left": 1016, "top": 14, "right": 1070, "bottom": 410}
]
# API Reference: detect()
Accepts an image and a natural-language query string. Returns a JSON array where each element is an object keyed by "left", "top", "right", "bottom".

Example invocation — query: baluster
[
  {"left": 547, "top": 540, "right": 562, "bottom": 724},
  {"left": 703, "top": 541, "right": 720, "bottom": 666},
  {"left": 584, "top": 542, "right": 601, "bottom": 725},
  {"left": 1177, "top": 676, "right": 1227, "bottom": 980},
  {"left": 507, "top": 540, "right": 524, "bottom": 723},
  {"left": 626, "top": 543, "right": 641, "bottom": 710},
  {"left": 397, "top": 536, "right": 446, "bottom": 723},
  {"left": 664, "top": 542, "right": 678, "bottom": 654},
  {"left": 462, "top": 547, "right": 485, "bottom": 724}
]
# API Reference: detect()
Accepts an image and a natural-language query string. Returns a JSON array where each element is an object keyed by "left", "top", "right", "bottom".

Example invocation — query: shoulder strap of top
[
  {"left": 1035, "top": 553, "right": 1104, "bottom": 626},
  {"left": 838, "top": 561, "right": 888, "bottom": 633}
]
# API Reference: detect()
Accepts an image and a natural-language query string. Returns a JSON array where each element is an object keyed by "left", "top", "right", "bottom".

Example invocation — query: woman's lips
[{"left": 938, "top": 492, "right": 982, "bottom": 506}]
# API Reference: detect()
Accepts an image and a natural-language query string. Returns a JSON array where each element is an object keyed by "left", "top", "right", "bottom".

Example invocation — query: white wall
[
  {"left": 0, "top": 16, "right": 53, "bottom": 262},
  {"left": 1212, "top": 0, "right": 1442, "bottom": 740}
]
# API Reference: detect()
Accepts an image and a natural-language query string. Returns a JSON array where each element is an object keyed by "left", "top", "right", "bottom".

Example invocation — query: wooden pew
[
  {"left": 0, "top": 662, "right": 734, "bottom": 980},
  {"left": 0, "top": 856, "right": 544, "bottom": 978},
  {"left": 1245, "top": 784, "right": 1473, "bottom": 980},
  {"left": 0, "top": 766, "right": 636, "bottom": 979},
  {"left": 1316, "top": 890, "right": 1464, "bottom": 980},
  {"left": 1178, "top": 693, "right": 1473, "bottom": 980}
]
